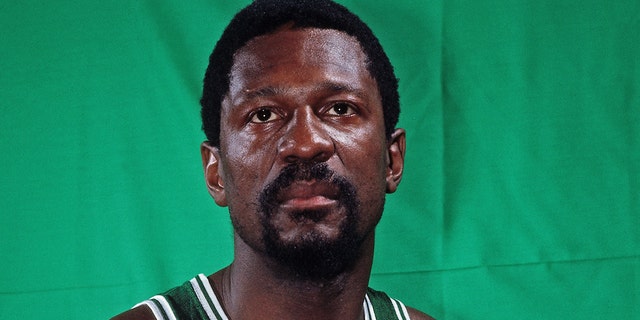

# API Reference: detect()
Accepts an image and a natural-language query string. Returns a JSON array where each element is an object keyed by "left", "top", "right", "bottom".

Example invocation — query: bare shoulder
[
  {"left": 407, "top": 305, "right": 436, "bottom": 320},
  {"left": 110, "top": 305, "right": 155, "bottom": 320}
]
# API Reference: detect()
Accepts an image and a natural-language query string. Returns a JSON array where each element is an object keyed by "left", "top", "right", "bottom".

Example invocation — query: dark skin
[{"left": 113, "top": 27, "right": 432, "bottom": 320}]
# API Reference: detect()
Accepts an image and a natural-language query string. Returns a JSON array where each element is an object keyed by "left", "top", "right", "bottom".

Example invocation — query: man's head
[
  {"left": 201, "top": 0, "right": 399, "bottom": 147},
  {"left": 200, "top": 0, "right": 405, "bottom": 281}
]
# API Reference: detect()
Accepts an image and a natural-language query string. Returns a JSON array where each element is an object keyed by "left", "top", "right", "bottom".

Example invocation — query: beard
[{"left": 257, "top": 162, "right": 363, "bottom": 281}]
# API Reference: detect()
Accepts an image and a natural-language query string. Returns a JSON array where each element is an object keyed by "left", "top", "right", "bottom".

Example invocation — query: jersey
[{"left": 134, "top": 274, "right": 412, "bottom": 320}]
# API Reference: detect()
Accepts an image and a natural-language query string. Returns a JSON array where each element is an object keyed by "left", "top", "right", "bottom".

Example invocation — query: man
[{"left": 113, "top": 0, "right": 433, "bottom": 319}]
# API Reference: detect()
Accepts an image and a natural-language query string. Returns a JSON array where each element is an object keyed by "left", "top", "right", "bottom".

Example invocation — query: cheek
[
  {"left": 219, "top": 141, "right": 268, "bottom": 240},
  {"left": 336, "top": 125, "right": 389, "bottom": 178},
  {"left": 222, "top": 129, "right": 263, "bottom": 172},
  {"left": 219, "top": 131, "right": 278, "bottom": 205},
  {"left": 337, "top": 133, "right": 389, "bottom": 206}
]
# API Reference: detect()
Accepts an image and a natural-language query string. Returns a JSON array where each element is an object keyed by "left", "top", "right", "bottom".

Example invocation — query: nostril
[
  {"left": 284, "top": 155, "right": 298, "bottom": 164},
  {"left": 278, "top": 133, "right": 334, "bottom": 163}
]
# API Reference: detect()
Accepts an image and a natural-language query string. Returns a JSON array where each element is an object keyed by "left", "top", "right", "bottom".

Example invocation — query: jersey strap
[
  {"left": 134, "top": 274, "right": 228, "bottom": 320},
  {"left": 365, "top": 287, "right": 411, "bottom": 320},
  {"left": 136, "top": 275, "right": 410, "bottom": 320}
]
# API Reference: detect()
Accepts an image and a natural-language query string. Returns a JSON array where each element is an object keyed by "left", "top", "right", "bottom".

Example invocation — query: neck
[{"left": 210, "top": 233, "right": 375, "bottom": 320}]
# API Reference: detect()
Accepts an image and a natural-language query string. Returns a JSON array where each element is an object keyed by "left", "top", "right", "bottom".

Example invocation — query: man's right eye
[{"left": 250, "top": 108, "right": 279, "bottom": 123}]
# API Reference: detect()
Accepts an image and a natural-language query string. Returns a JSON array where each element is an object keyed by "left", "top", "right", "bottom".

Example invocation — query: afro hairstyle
[{"left": 200, "top": 0, "right": 400, "bottom": 146}]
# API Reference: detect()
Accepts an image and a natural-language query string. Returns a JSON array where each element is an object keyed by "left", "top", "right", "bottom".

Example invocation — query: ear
[
  {"left": 200, "top": 142, "right": 228, "bottom": 206},
  {"left": 385, "top": 128, "right": 406, "bottom": 194}
]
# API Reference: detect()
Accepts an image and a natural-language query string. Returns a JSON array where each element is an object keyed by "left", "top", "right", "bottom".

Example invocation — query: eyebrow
[
  {"left": 242, "top": 81, "right": 368, "bottom": 100},
  {"left": 318, "top": 81, "right": 367, "bottom": 97}
]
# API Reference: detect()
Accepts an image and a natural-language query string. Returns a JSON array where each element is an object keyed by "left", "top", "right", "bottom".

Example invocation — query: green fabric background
[{"left": 1, "top": 1, "right": 638, "bottom": 319}]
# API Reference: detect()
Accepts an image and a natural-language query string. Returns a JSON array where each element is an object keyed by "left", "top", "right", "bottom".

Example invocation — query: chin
[{"left": 263, "top": 219, "right": 363, "bottom": 281}]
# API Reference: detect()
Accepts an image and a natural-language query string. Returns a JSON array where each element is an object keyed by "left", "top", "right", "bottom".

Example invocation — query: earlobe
[
  {"left": 200, "top": 142, "right": 228, "bottom": 206},
  {"left": 385, "top": 128, "right": 406, "bottom": 193}
]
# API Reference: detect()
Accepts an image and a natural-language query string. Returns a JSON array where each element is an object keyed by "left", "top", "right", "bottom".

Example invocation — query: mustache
[{"left": 259, "top": 162, "right": 356, "bottom": 214}]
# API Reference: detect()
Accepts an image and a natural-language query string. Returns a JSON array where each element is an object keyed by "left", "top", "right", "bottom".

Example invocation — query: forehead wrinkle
[
  {"left": 240, "top": 80, "right": 369, "bottom": 102},
  {"left": 243, "top": 86, "right": 290, "bottom": 100},
  {"left": 316, "top": 80, "right": 368, "bottom": 98}
]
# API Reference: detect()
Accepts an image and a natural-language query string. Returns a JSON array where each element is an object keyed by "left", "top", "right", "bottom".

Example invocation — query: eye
[
  {"left": 250, "top": 108, "right": 279, "bottom": 123},
  {"left": 326, "top": 102, "right": 356, "bottom": 116}
]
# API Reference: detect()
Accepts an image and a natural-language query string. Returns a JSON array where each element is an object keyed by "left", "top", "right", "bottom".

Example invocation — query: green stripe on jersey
[
  {"left": 150, "top": 298, "right": 169, "bottom": 320},
  {"left": 195, "top": 275, "right": 224, "bottom": 320}
]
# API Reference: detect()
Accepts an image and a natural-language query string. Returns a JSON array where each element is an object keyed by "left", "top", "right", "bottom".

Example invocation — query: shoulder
[
  {"left": 407, "top": 305, "right": 436, "bottom": 320},
  {"left": 110, "top": 304, "right": 155, "bottom": 320}
]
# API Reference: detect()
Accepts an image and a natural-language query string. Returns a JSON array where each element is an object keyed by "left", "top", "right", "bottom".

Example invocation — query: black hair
[{"left": 201, "top": 0, "right": 400, "bottom": 146}]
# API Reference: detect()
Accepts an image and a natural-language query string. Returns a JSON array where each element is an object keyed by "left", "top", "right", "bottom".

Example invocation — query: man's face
[{"left": 202, "top": 27, "right": 405, "bottom": 279}]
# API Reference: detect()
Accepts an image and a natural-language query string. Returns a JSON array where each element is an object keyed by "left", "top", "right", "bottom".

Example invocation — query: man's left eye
[{"left": 326, "top": 102, "right": 356, "bottom": 116}]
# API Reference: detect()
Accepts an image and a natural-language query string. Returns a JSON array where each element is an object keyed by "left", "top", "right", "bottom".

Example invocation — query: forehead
[{"left": 228, "top": 27, "right": 373, "bottom": 93}]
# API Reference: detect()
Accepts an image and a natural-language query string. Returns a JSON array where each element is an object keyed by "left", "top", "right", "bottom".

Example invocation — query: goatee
[{"left": 258, "top": 162, "right": 363, "bottom": 281}]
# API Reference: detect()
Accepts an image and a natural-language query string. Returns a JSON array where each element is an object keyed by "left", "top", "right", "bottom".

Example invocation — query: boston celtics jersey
[{"left": 134, "top": 274, "right": 412, "bottom": 320}]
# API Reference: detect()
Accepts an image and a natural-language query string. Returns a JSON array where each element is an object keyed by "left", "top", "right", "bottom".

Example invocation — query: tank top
[{"left": 134, "top": 274, "right": 411, "bottom": 320}]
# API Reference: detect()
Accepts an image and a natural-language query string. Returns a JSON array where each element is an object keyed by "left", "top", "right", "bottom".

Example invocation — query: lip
[{"left": 277, "top": 180, "right": 339, "bottom": 210}]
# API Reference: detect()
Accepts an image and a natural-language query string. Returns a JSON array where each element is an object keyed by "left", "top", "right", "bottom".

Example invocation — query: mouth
[
  {"left": 277, "top": 180, "right": 340, "bottom": 211},
  {"left": 259, "top": 162, "right": 354, "bottom": 225}
]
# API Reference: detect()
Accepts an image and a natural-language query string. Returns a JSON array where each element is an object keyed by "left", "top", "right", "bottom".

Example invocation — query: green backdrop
[{"left": 1, "top": 1, "right": 638, "bottom": 319}]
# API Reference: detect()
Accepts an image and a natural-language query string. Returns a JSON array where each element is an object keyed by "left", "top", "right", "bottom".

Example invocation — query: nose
[{"left": 278, "top": 106, "right": 334, "bottom": 163}]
